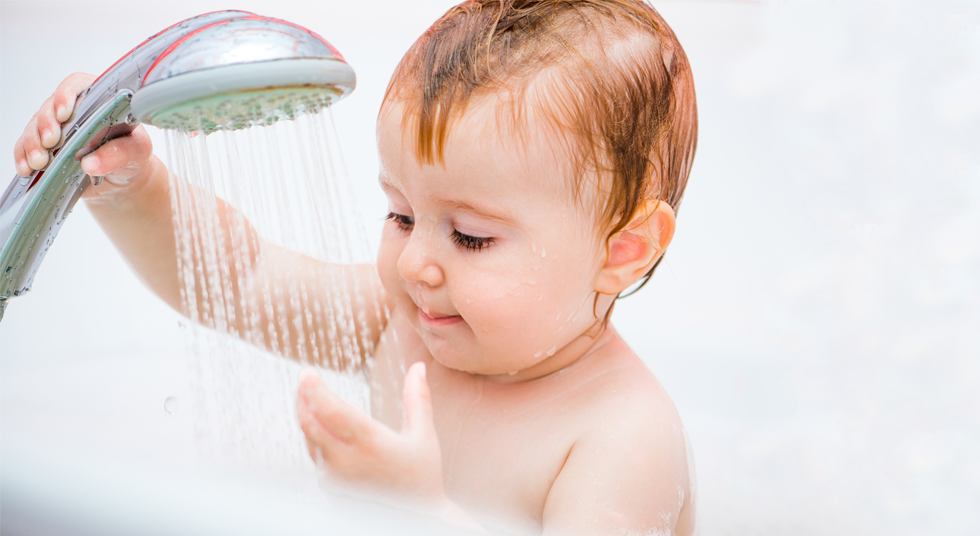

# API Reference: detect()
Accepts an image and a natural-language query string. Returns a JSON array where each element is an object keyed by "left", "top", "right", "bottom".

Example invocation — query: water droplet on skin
[
  {"left": 532, "top": 242, "right": 538, "bottom": 253},
  {"left": 541, "top": 249, "right": 547, "bottom": 258},
  {"left": 534, "top": 351, "right": 543, "bottom": 358},
  {"left": 508, "top": 370, "right": 518, "bottom": 376},
  {"left": 547, "top": 346, "right": 557, "bottom": 357},
  {"left": 164, "top": 396, "right": 178, "bottom": 415}
]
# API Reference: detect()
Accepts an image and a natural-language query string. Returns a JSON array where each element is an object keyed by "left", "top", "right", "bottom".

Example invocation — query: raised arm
[{"left": 14, "top": 73, "right": 387, "bottom": 369}]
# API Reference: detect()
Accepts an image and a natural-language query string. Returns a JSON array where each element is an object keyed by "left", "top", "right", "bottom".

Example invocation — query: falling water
[{"left": 161, "top": 110, "right": 387, "bottom": 476}]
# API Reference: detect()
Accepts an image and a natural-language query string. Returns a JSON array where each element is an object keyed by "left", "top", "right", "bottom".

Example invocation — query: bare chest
[{"left": 371, "top": 323, "right": 583, "bottom": 530}]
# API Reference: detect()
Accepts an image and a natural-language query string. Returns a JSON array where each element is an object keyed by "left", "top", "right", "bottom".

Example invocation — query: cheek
[
  {"left": 376, "top": 228, "right": 406, "bottom": 297},
  {"left": 440, "top": 257, "right": 519, "bottom": 338},
  {"left": 452, "top": 252, "right": 592, "bottom": 337}
]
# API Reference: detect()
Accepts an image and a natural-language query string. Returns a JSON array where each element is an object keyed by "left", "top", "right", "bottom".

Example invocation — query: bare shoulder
[
  {"left": 542, "top": 330, "right": 695, "bottom": 535},
  {"left": 561, "top": 329, "right": 685, "bottom": 443}
]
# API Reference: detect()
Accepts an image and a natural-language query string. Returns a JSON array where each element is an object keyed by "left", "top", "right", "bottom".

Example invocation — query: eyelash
[
  {"left": 451, "top": 231, "right": 494, "bottom": 251},
  {"left": 386, "top": 212, "right": 414, "bottom": 232},
  {"left": 386, "top": 212, "right": 495, "bottom": 252}
]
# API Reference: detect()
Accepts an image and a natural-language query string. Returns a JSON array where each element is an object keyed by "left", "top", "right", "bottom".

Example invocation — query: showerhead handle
[{"left": 0, "top": 89, "right": 138, "bottom": 315}]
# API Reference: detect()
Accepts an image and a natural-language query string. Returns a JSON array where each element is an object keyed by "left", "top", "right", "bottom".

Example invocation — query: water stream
[{"left": 161, "top": 110, "right": 386, "bottom": 475}]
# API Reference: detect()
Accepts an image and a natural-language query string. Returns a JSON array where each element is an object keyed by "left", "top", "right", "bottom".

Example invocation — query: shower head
[
  {"left": 0, "top": 11, "right": 356, "bottom": 320},
  {"left": 132, "top": 15, "right": 355, "bottom": 133}
]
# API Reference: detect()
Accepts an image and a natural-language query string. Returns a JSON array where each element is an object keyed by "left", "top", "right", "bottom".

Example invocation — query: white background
[{"left": 1, "top": 0, "right": 978, "bottom": 534}]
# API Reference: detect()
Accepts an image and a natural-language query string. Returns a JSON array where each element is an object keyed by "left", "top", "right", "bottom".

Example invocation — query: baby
[{"left": 13, "top": 0, "right": 698, "bottom": 533}]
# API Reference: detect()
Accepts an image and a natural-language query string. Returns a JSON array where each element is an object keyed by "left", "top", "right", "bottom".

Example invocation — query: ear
[{"left": 594, "top": 200, "right": 676, "bottom": 295}]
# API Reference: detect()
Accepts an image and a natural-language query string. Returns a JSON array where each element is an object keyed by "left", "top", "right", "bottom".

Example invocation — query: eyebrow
[
  {"left": 378, "top": 175, "right": 400, "bottom": 192},
  {"left": 445, "top": 200, "right": 517, "bottom": 225}
]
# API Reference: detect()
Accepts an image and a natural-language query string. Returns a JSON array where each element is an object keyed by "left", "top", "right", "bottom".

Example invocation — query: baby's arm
[
  {"left": 13, "top": 73, "right": 386, "bottom": 367},
  {"left": 541, "top": 413, "right": 695, "bottom": 536}
]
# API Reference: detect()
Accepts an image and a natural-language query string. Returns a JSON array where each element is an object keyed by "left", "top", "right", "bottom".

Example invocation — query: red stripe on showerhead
[
  {"left": 93, "top": 11, "right": 256, "bottom": 85},
  {"left": 28, "top": 170, "right": 43, "bottom": 191},
  {"left": 240, "top": 14, "right": 345, "bottom": 61},
  {"left": 141, "top": 19, "right": 236, "bottom": 87},
  {"left": 92, "top": 37, "right": 155, "bottom": 85}
]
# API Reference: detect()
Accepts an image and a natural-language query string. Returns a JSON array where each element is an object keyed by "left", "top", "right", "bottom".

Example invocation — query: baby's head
[{"left": 376, "top": 0, "right": 697, "bottom": 377}]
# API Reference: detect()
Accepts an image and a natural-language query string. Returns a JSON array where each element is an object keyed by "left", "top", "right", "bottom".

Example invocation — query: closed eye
[
  {"left": 451, "top": 230, "right": 494, "bottom": 251},
  {"left": 386, "top": 212, "right": 414, "bottom": 232}
]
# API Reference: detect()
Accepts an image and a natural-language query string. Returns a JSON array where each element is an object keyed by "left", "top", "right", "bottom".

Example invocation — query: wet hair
[{"left": 382, "top": 0, "right": 697, "bottom": 294}]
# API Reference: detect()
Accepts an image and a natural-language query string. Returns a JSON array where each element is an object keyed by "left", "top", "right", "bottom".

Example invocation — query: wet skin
[
  {"left": 362, "top": 99, "right": 695, "bottom": 533},
  {"left": 15, "top": 74, "right": 695, "bottom": 535}
]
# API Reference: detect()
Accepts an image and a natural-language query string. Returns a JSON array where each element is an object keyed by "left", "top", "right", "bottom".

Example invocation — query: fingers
[
  {"left": 297, "top": 369, "right": 373, "bottom": 447},
  {"left": 54, "top": 73, "right": 95, "bottom": 123},
  {"left": 13, "top": 72, "right": 94, "bottom": 177},
  {"left": 80, "top": 125, "right": 153, "bottom": 185},
  {"left": 297, "top": 366, "right": 446, "bottom": 504},
  {"left": 305, "top": 437, "right": 323, "bottom": 463},
  {"left": 36, "top": 96, "right": 62, "bottom": 150},
  {"left": 402, "top": 362, "right": 434, "bottom": 440},
  {"left": 298, "top": 397, "right": 345, "bottom": 456},
  {"left": 17, "top": 114, "right": 49, "bottom": 172},
  {"left": 13, "top": 135, "right": 32, "bottom": 177}
]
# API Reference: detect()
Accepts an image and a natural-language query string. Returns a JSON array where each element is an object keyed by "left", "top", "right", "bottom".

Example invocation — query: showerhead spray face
[
  {"left": 0, "top": 12, "right": 356, "bottom": 320},
  {"left": 132, "top": 15, "right": 354, "bottom": 133}
]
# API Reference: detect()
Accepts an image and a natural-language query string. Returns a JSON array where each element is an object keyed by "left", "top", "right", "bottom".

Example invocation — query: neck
[{"left": 486, "top": 321, "right": 618, "bottom": 384}]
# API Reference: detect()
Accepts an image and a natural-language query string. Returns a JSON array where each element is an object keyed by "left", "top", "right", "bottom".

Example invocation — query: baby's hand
[
  {"left": 297, "top": 362, "right": 449, "bottom": 511},
  {"left": 13, "top": 72, "right": 155, "bottom": 199}
]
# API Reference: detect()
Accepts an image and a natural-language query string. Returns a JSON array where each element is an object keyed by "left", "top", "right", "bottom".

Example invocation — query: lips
[{"left": 418, "top": 308, "right": 463, "bottom": 327}]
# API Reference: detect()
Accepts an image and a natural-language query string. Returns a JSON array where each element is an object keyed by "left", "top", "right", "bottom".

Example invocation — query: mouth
[{"left": 418, "top": 308, "right": 464, "bottom": 328}]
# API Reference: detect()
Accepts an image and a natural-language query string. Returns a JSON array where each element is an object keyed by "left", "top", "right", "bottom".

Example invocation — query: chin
[{"left": 423, "top": 340, "right": 495, "bottom": 375}]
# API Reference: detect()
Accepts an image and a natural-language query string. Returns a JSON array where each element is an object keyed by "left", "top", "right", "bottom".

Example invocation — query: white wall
[{"left": 2, "top": 1, "right": 978, "bottom": 534}]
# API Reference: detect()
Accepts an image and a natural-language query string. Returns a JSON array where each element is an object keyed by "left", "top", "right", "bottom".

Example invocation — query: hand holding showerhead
[
  {"left": 1, "top": 11, "right": 356, "bottom": 321},
  {"left": 15, "top": 73, "right": 157, "bottom": 200}
]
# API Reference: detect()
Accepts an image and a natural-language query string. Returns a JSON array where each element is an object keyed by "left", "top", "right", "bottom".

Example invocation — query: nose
[{"left": 397, "top": 228, "right": 445, "bottom": 287}]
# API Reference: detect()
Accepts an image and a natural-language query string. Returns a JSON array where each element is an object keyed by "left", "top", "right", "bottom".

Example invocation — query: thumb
[
  {"left": 80, "top": 125, "right": 153, "bottom": 188},
  {"left": 403, "top": 362, "right": 435, "bottom": 439}
]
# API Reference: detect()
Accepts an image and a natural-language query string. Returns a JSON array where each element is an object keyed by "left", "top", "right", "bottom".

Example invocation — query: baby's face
[{"left": 376, "top": 100, "right": 611, "bottom": 378}]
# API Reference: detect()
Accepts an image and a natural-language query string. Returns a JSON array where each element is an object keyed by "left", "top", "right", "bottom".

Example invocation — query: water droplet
[
  {"left": 531, "top": 241, "right": 538, "bottom": 253},
  {"left": 547, "top": 346, "right": 557, "bottom": 357},
  {"left": 164, "top": 396, "right": 178, "bottom": 415},
  {"left": 508, "top": 370, "right": 518, "bottom": 376},
  {"left": 541, "top": 249, "right": 547, "bottom": 258},
  {"left": 534, "top": 351, "right": 543, "bottom": 358}
]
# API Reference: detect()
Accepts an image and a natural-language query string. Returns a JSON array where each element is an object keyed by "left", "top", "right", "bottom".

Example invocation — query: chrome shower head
[
  {"left": 132, "top": 15, "right": 354, "bottom": 133},
  {"left": 0, "top": 11, "right": 356, "bottom": 320}
]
